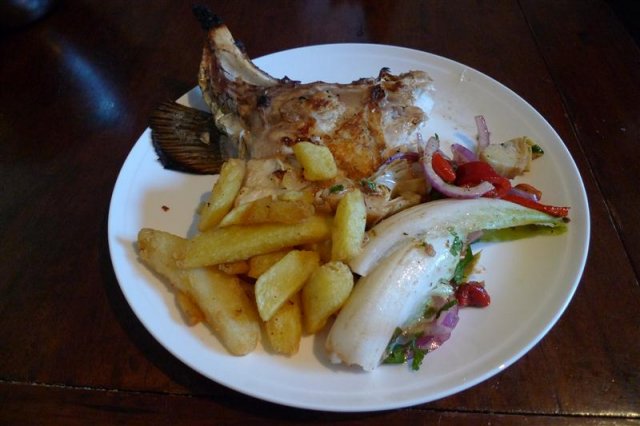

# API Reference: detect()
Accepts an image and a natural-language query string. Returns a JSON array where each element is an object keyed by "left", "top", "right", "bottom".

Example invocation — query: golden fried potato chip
[
  {"left": 217, "top": 260, "right": 250, "bottom": 275},
  {"left": 331, "top": 189, "right": 366, "bottom": 262},
  {"left": 302, "top": 261, "right": 354, "bottom": 334},
  {"left": 254, "top": 250, "right": 319, "bottom": 321},
  {"left": 137, "top": 228, "right": 260, "bottom": 355},
  {"left": 199, "top": 159, "right": 246, "bottom": 231},
  {"left": 179, "top": 216, "right": 331, "bottom": 268},
  {"left": 187, "top": 268, "right": 261, "bottom": 355},
  {"left": 175, "top": 291, "right": 205, "bottom": 326},
  {"left": 247, "top": 250, "right": 289, "bottom": 279},
  {"left": 292, "top": 141, "right": 338, "bottom": 181},
  {"left": 264, "top": 293, "right": 303, "bottom": 356},
  {"left": 219, "top": 196, "right": 315, "bottom": 227}
]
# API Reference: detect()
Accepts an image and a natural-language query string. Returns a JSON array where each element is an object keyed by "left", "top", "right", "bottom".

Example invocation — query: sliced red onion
[
  {"left": 475, "top": 115, "right": 491, "bottom": 151},
  {"left": 507, "top": 186, "right": 540, "bottom": 202},
  {"left": 450, "top": 143, "right": 478, "bottom": 165},
  {"left": 423, "top": 136, "right": 439, "bottom": 156},
  {"left": 467, "top": 230, "right": 484, "bottom": 243},
  {"left": 383, "top": 151, "right": 420, "bottom": 165},
  {"left": 421, "top": 153, "right": 494, "bottom": 198},
  {"left": 415, "top": 303, "right": 460, "bottom": 352}
]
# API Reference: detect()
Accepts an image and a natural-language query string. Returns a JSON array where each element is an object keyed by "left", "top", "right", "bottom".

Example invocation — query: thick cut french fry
[
  {"left": 277, "top": 190, "right": 315, "bottom": 203},
  {"left": 264, "top": 293, "right": 303, "bottom": 355},
  {"left": 247, "top": 250, "right": 289, "bottom": 279},
  {"left": 199, "top": 159, "right": 246, "bottom": 231},
  {"left": 219, "top": 196, "right": 315, "bottom": 227},
  {"left": 300, "top": 239, "right": 333, "bottom": 263},
  {"left": 255, "top": 250, "right": 320, "bottom": 321},
  {"left": 175, "top": 291, "right": 205, "bottom": 326},
  {"left": 179, "top": 215, "right": 331, "bottom": 268},
  {"left": 301, "top": 261, "right": 354, "bottom": 334},
  {"left": 292, "top": 141, "right": 338, "bottom": 181},
  {"left": 186, "top": 268, "right": 261, "bottom": 355},
  {"left": 217, "top": 260, "right": 250, "bottom": 275},
  {"left": 137, "top": 228, "right": 260, "bottom": 355},
  {"left": 138, "top": 228, "right": 189, "bottom": 292},
  {"left": 331, "top": 189, "right": 367, "bottom": 262},
  {"left": 217, "top": 202, "right": 252, "bottom": 227}
]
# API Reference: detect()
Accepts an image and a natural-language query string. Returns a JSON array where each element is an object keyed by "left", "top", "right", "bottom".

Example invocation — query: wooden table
[{"left": 1, "top": 0, "right": 639, "bottom": 424}]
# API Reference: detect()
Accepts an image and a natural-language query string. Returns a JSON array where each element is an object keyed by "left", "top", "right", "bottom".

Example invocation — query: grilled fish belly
[{"left": 196, "top": 9, "right": 434, "bottom": 180}]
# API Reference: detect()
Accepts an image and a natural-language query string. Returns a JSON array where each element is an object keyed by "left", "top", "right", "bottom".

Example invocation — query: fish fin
[
  {"left": 150, "top": 101, "right": 226, "bottom": 174},
  {"left": 192, "top": 5, "right": 223, "bottom": 31}
]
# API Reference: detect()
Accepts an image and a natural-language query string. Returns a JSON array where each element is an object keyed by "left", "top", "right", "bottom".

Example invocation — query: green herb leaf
[
  {"left": 531, "top": 144, "right": 544, "bottom": 155},
  {"left": 329, "top": 184, "right": 345, "bottom": 194},
  {"left": 411, "top": 346, "right": 426, "bottom": 370},
  {"left": 449, "top": 229, "right": 463, "bottom": 256},
  {"left": 452, "top": 246, "right": 474, "bottom": 284},
  {"left": 384, "top": 345, "right": 407, "bottom": 364},
  {"left": 360, "top": 179, "right": 377, "bottom": 192}
]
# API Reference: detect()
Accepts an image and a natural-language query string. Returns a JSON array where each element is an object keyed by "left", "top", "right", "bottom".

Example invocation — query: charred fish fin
[
  {"left": 150, "top": 101, "right": 226, "bottom": 174},
  {"left": 192, "top": 5, "right": 223, "bottom": 31}
]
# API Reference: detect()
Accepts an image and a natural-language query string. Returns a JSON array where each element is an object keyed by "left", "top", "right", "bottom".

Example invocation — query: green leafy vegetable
[
  {"left": 480, "top": 224, "right": 567, "bottom": 242},
  {"left": 452, "top": 247, "right": 474, "bottom": 284},
  {"left": 411, "top": 346, "right": 426, "bottom": 370},
  {"left": 384, "top": 345, "right": 408, "bottom": 364}
]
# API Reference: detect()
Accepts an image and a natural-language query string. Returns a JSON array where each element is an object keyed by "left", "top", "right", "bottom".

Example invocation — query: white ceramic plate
[{"left": 108, "top": 44, "right": 589, "bottom": 412}]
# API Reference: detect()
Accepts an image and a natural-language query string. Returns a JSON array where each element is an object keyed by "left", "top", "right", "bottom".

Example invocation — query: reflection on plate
[{"left": 108, "top": 44, "right": 589, "bottom": 412}]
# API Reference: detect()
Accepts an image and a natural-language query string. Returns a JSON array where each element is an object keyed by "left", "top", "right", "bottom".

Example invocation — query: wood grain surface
[{"left": 1, "top": 0, "right": 638, "bottom": 424}]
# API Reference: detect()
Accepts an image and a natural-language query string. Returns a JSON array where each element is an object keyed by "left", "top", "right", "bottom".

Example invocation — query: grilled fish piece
[
  {"left": 193, "top": 5, "right": 434, "bottom": 180},
  {"left": 150, "top": 7, "right": 434, "bottom": 223}
]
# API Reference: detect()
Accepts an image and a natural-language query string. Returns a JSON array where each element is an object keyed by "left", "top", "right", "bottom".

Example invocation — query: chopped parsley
[
  {"left": 383, "top": 335, "right": 428, "bottom": 371},
  {"left": 383, "top": 299, "right": 459, "bottom": 371},
  {"left": 329, "top": 184, "right": 345, "bottom": 194},
  {"left": 384, "top": 345, "right": 407, "bottom": 365},
  {"left": 448, "top": 228, "right": 463, "bottom": 256},
  {"left": 531, "top": 144, "right": 544, "bottom": 155},
  {"left": 360, "top": 179, "right": 377, "bottom": 192}
]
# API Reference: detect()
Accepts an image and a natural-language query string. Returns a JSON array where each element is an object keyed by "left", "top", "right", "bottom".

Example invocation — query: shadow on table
[{"left": 608, "top": 0, "right": 640, "bottom": 44}]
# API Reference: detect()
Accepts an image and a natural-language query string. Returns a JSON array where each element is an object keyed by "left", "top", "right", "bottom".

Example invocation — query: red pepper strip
[
  {"left": 432, "top": 152, "right": 457, "bottom": 183},
  {"left": 502, "top": 193, "right": 570, "bottom": 218},
  {"left": 455, "top": 161, "right": 511, "bottom": 198},
  {"left": 514, "top": 183, "right": 543, "bottom": 200}
]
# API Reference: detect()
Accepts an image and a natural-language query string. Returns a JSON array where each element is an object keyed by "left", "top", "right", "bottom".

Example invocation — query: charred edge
[
  {"left": 192, "top": 4, "right": 223, "bottom": 30},
  {"left": 370, "top": 85, "right": 386, "bottom": 102},
  {"left": 256, "top": 94, "right": 270, "bottom": 108},
  {"left": 234, "top": 40, "right": 246, "bottom": 52},
  {"left": 378, "top": 67, "right": 391, "bottom": 78}
]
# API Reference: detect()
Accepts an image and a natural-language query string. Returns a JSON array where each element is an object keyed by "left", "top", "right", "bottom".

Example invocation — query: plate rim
[{"left": 108, "top": 42, "right": 590, "bottom": 412}]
